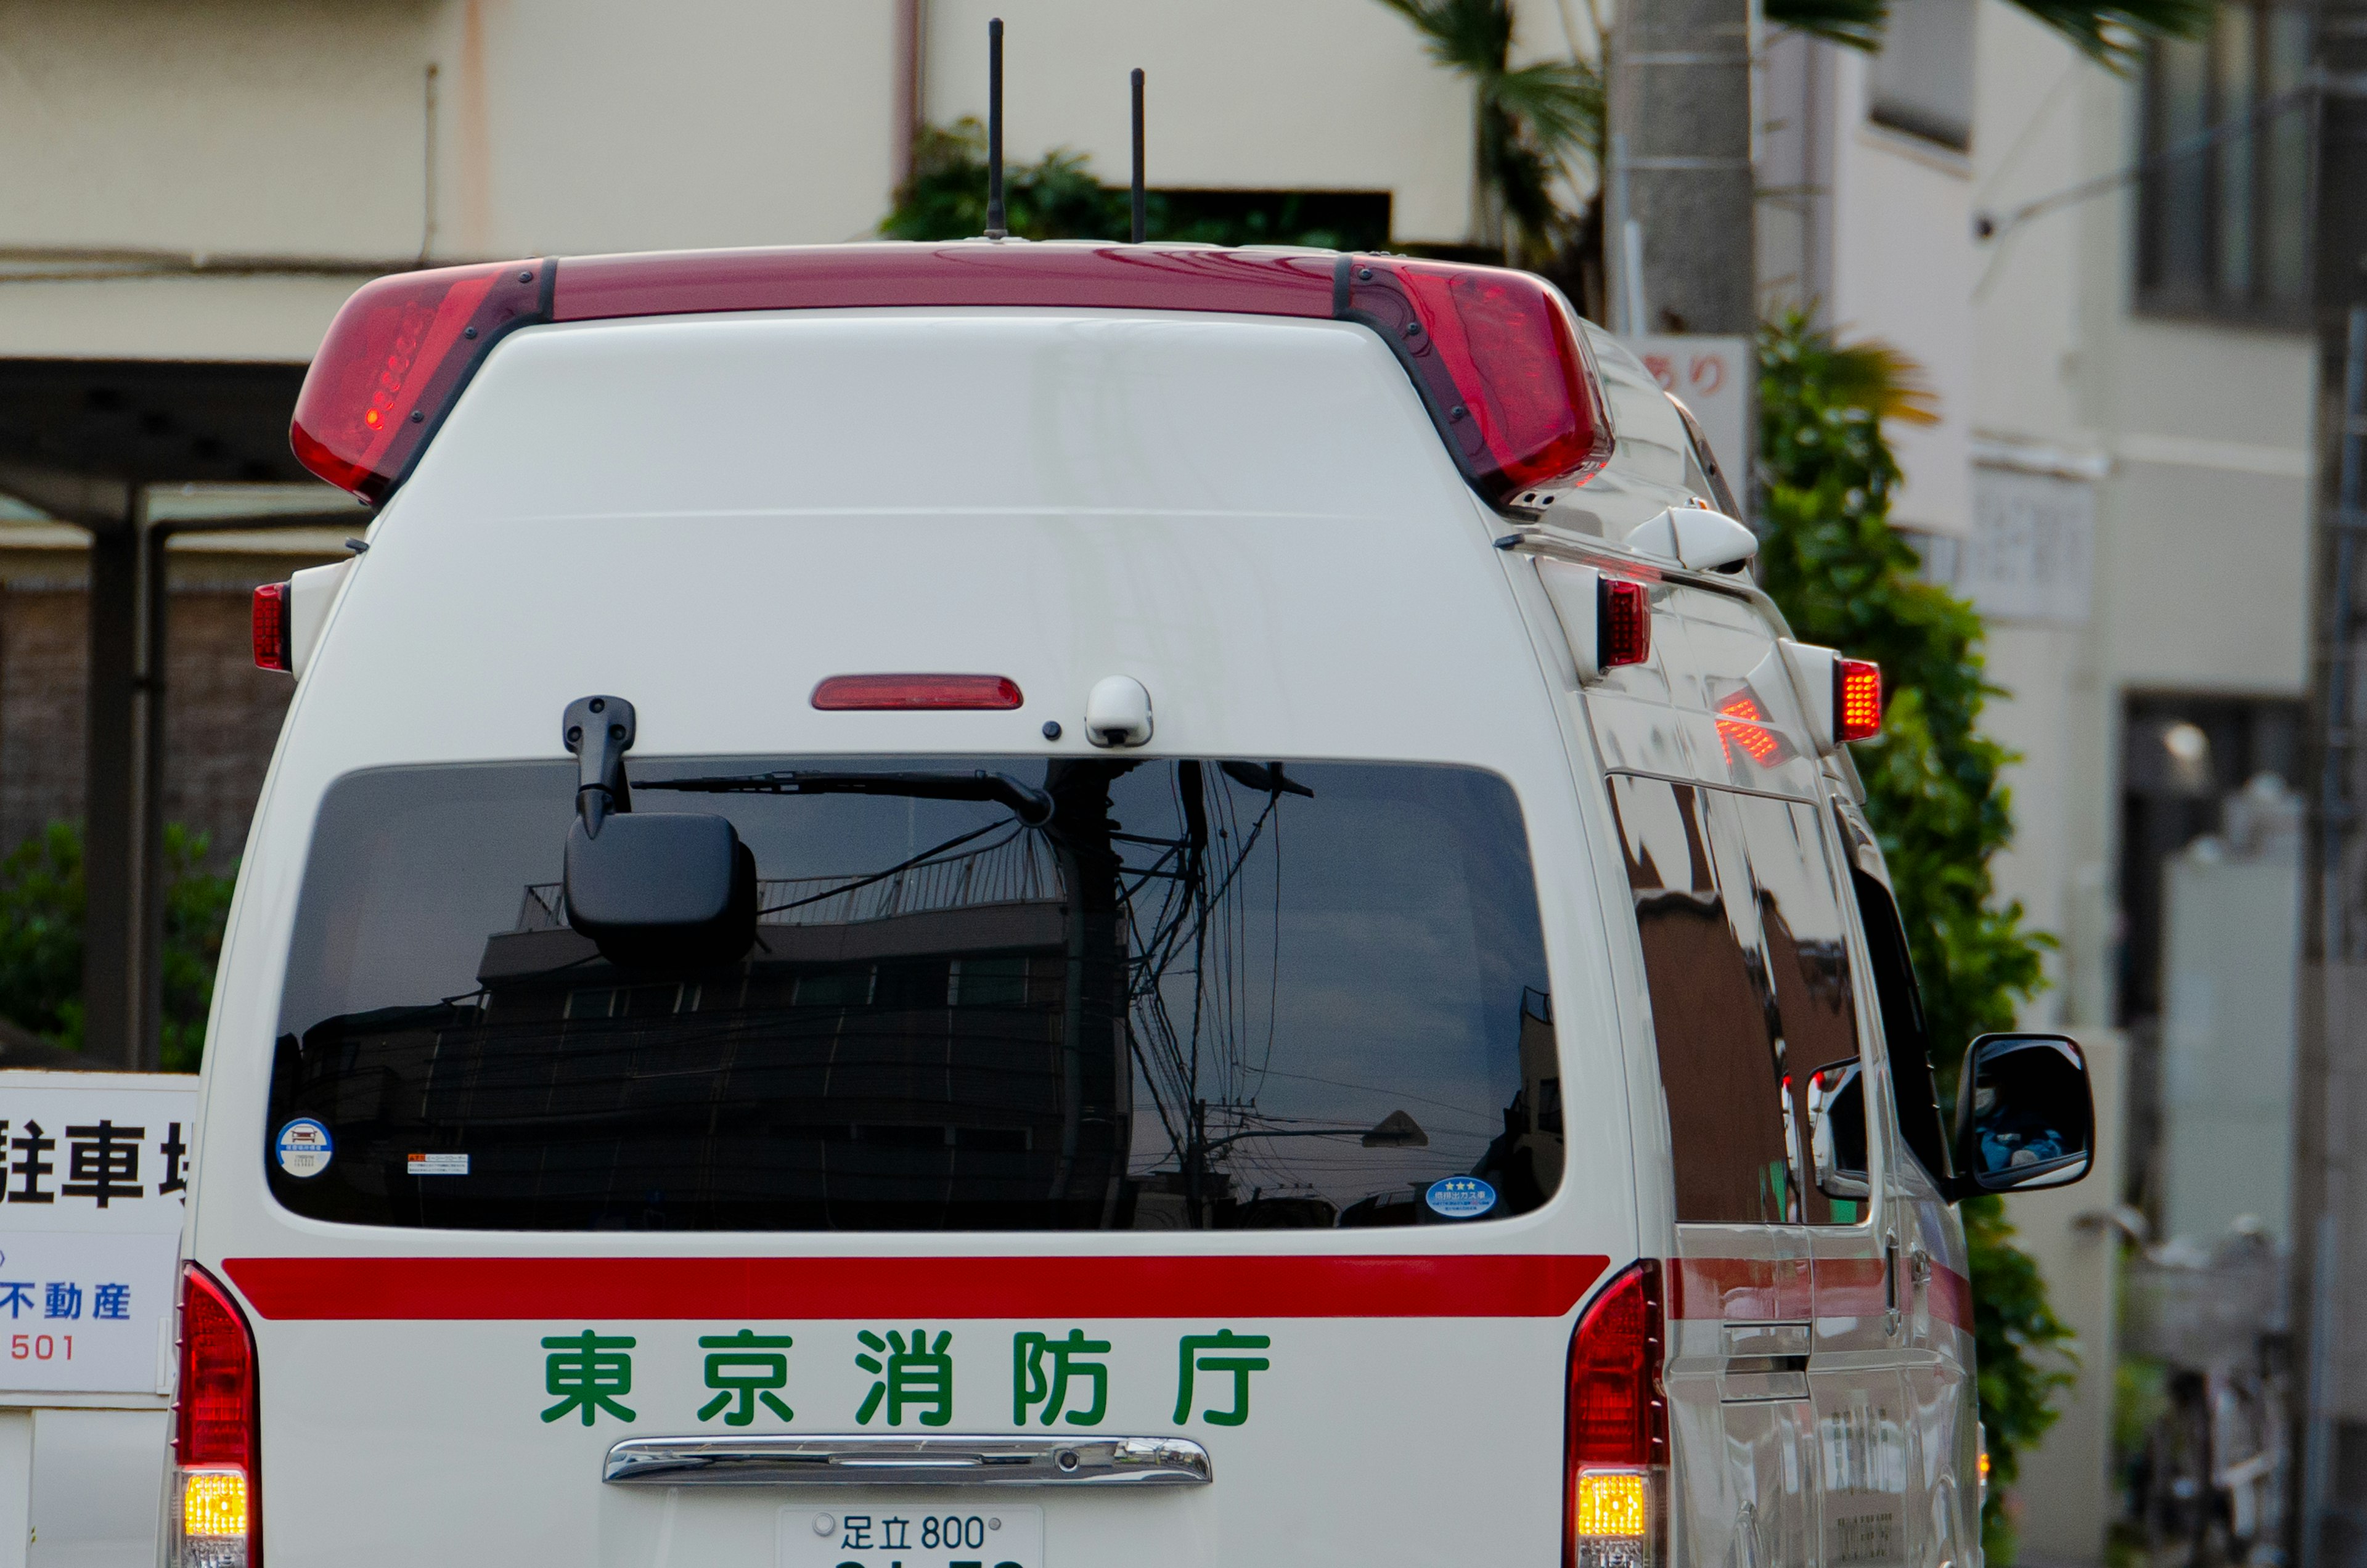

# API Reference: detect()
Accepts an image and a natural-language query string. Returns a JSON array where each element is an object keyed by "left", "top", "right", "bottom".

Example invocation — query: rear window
[{"left": 266, "top": 756, "right": 1561, "bottom": 1231}]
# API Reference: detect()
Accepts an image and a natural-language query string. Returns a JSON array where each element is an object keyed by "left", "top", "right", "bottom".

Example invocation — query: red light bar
[
  {"left": 1836, "top": 659, "right": 1883, "bottom": 741},
  {"left": 290, "top": 259, "right": 552, "bottom": 500},
  {"left": 291, "top": 243, "right": 1614, "bottom": 510},
  {"left": 1600, "top": 578, "right": 1651, "bottom": 669},
  {"left": 812, "top": 674, "right": 1024, "bottom": 711},
  {"left": 1344, "top": 256, "right": 1615, "bottom": 500},
  {"left": 554, "top": 243, "right": 1336, "bottom": 323},
  {"left": 251, "top": 582, "right": 290, "bottom": 672}
]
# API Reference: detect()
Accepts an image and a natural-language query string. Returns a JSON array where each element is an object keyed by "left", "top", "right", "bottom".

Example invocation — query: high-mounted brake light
[
  {"left": 1566, "top": 1260, "right": 1667, "bottom": 1568},
  {"left": 811, "top": 674, "right": 1024, "bottom": 711},
  {"left": 250, "top": 583, "right": 289, "bottom": 672},
  {"left": 171, "top": 1262, "right": 261, "bottom": 1568},
  {"left": 1837, "top": 658, "right": 1883, "bottom": 741},
  {"left": 290, "top": 259, "right": 552, "bottom": 500},
  {"left": 1343, "top": 256, "right": 1615, "bottom": 502},
  {"left": 1780, "top": 640, "right": 1884, "bottom": 754}
]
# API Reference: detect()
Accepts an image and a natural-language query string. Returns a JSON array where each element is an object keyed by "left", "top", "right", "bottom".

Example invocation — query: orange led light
[
  {"left": 181, "top": 1470, "right": 248, "bottom": 1538},
  {"left": 1576, "top": 1469, "right": 1650, "bottom": 1538},
  {"left": 1836, "top": 658, "right": 1883, "bottom": 741}
]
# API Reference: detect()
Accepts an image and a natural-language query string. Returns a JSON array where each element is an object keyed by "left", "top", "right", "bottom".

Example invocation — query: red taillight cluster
[
  {"left": 289, "top": 245, "right": 1614, "bottom": 512},
  {"left": 1836, "top": 658, "right": 1883, "bottom": 741},
  {"left": 811, "top": 674, "right": 1024, "bottom": 711},
  {"left": 250, "top": 583, "right": 290, "bottom": 672},
  {"left": 1566, "top": 1260, "right": 1666, "bottom": 1568},
  {"left": 289, "top": 259, "right": 550, "bottom": 501},
  {"left": 1600, "top": 578, "right": 1651, "bottom": 670},
  {"left": 173, "top": 1263, "right": 261, "bottom": 1568}
]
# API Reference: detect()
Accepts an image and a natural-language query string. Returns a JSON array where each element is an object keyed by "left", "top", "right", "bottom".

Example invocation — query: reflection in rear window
[{"left": 267, "top": 756, "right": 1560, "bottom": 1231}]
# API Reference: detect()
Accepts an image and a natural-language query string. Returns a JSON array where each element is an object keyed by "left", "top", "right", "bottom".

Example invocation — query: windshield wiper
[{"left": 638, "top": 769, "right": 1055, "bottom": 827}]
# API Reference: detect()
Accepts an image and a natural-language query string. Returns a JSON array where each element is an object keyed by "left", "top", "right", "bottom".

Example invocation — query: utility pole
[
  {"left": 2294, "top": 1, "right": 2367, "bottom": 1556},
  {"left": 1605, "top": 0, "right": 1757, "bottom": 507},
  {"left": 1606, "top": 0, "right": 1755, "bottom": 338}
]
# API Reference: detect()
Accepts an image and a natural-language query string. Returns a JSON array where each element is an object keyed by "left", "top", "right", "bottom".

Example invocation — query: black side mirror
[
  {"left": 565, "top": 814, "right": 756, "bottom": 968},
  {"left": 559, "top": 693, "right": 756, "bottom": 968},
  {"left": 1951, "top": 1032, "right": 2094, "bottom": 1196},
  {"left": 1807, "top": 1058, "right": 1870, "bottom": 1199}
]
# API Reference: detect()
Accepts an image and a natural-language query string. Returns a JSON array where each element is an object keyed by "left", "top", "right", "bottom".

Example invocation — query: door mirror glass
[
  {"left": 564, "top": 812, "right": 757, "bottom": 968},
  {"left": 1807, "top": 1058, "right": 1870, "bottom": 1199},
  {"left": 1953, "top": 1032, "right": 2094, "bottom": 1194}
]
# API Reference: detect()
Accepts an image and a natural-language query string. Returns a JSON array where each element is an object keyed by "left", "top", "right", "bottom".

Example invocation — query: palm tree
[{"left": 1375, "top": 0, "right": 1603, "bottom": 271}]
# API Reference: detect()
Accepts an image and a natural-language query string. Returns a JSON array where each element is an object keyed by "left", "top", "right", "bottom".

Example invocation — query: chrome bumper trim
[{"left": 602, "top": 1434, "right": 1212, "bottom": 1487}]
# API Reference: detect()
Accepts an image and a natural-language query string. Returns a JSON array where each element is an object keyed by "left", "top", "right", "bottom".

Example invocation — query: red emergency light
[
  {"left": 250, "top": 582, "right": 290, "bottom": 672},
  {"left": 289, "top": 244, "right": 1614, "bottom": 509},
  {"left": 1836, "top": 658, "right": 1883, "bottom": 741}
]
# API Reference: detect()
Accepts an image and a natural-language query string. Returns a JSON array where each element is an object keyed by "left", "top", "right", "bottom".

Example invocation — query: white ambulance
[{"left": 176, "top": 242, "right": 2094, "bottom": 1568}]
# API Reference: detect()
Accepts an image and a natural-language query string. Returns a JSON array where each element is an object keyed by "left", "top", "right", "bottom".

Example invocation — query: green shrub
[{"left": 0, "top": 820, "right": 234, "bottom": 1072}]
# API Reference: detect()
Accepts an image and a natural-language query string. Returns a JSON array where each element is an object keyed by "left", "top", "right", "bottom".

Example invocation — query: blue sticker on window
[
  {"left": 276, "top": 1117, "right": 333, "bottom": 1178},
  {"left": 1425, "top": 1175, "right": 1497, "bottom": 1219}
]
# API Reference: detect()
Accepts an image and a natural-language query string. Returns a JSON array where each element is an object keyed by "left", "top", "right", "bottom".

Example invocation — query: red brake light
[
  {"left": 1836, "top": 658, "right": 1883, "bottom": 741},
  {"left": 173, "top": 1262, "right": 260, "bottom": 1567},
  {"left": 1600, "top": 578, "right": 1651, "bottom": 669},
  {"left": 290, "top": 259, "right": 551, "bottom": 500},
  {"left": 1566, "top": 1260, "right": 1666, "bottom": 1568},
  {"left": 1344, "top": 256, "right": 1615, "bottom": 502},
  {"left": 812, "top": 674, "right": 1024, "bottom": 711},
  {"left": 250, "top": 582, "right": 290, "bottom": 672}
]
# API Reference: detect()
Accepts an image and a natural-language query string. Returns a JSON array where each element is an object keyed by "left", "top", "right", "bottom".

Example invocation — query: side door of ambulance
[
  {"left": 1834, "top": 804, "right": 1981, "bottom": 1568},
  {"left": 1606, "top": 772, "right": 1815, "bottom": 1568}
]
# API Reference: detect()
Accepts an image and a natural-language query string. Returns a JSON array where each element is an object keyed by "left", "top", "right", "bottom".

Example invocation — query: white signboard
[
  {"left": 1920, "top": 465, "right": 2096, "bottom": 625},
  {"left": 0, "top": 1073, "right": 197, "bottom": 1396},
  {"left": 1625, "top": 333, "right": 1752, "bottom": 496}
]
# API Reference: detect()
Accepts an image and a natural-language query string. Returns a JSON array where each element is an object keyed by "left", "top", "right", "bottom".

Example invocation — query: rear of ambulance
[{"left": 173, "top": 246, "right": 1669, "bottom": 1568}]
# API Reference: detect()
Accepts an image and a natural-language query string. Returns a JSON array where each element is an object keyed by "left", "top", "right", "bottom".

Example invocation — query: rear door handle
[
  {"left": 1719, "top": 1321, "right": 1809, "bottom": 1402},
  {"left": 603, "top": 1434, "right": 1212, "bottom": 1487}
]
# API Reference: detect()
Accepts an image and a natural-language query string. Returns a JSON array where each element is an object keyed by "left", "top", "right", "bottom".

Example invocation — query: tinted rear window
[{"left": 267, "top": 756, "right": 1561, "bottom": 1230}]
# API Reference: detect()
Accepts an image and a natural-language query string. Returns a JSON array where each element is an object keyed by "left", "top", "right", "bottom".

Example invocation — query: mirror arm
[{"left": 563, "top": 695, "right": 638, "bottom": 838}]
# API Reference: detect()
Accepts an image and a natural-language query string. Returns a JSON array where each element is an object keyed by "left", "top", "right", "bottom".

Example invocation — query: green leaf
[{"left": 1764, "top": 0, "right": 1891, "bottom": 50}]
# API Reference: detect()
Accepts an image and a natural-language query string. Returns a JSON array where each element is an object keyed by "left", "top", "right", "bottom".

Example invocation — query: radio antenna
[
  {"left": 985, "top": 18, "right": 1007, "bottom": 239},
  {"left": 1130, "top": 69, "right": 1147, "bottom": 243}
]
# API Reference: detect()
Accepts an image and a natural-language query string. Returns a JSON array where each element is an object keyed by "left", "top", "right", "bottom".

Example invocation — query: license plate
[{"left": 780, "top": 1505, "right": 1042, "bottom": 1568}]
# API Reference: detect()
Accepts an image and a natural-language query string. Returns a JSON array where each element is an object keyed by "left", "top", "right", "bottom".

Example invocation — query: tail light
[
  {"left": 1836, "top": 658, "right": 1883, "bottom": 741},
  {"left": 1600, "top": 579, "right": 1651, "bottom": 669},
  {"left": 1566, "top": 1260, "right": 1666, "bottom": 1568},
  {"left": 290, "top": 259, "right": 551, "bottom": 500},
  {"left": 811, "top": 674, "right": 1024, "bottom": 711},
  {"left": 250, "top": 584, "right": 290, "bottom": 672},
  {"left": 171, "top": 1263, "right": 261, "bottom": 1568}
]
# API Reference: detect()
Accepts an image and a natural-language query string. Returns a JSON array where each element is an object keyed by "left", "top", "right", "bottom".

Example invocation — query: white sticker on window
[
  {"left": 276, "top": 1119, "right": 333, "bottom": 1178},
  {"left": 407, "top": 1153, "right": 468, "bottom": 1176}
]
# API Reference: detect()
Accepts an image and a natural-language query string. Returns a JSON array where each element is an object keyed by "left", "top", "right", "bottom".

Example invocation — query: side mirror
[
  {"left": 565, "top": 813, "right": 756, "bottom": 969},
  {"left": 1952, "top": 1033, "right": 2094, "bottom": 1196},
  {"left": 556, "top": 693, "right": 754, "bottom": 969},
  {"left": 1807, "top": 1058, "right": 1870, "bottom": 1199}
]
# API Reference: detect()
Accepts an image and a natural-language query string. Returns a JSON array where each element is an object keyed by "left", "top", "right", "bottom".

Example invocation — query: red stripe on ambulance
[{"left": 222, "top": 1252, "right": 1611, "bottom": 1321}]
